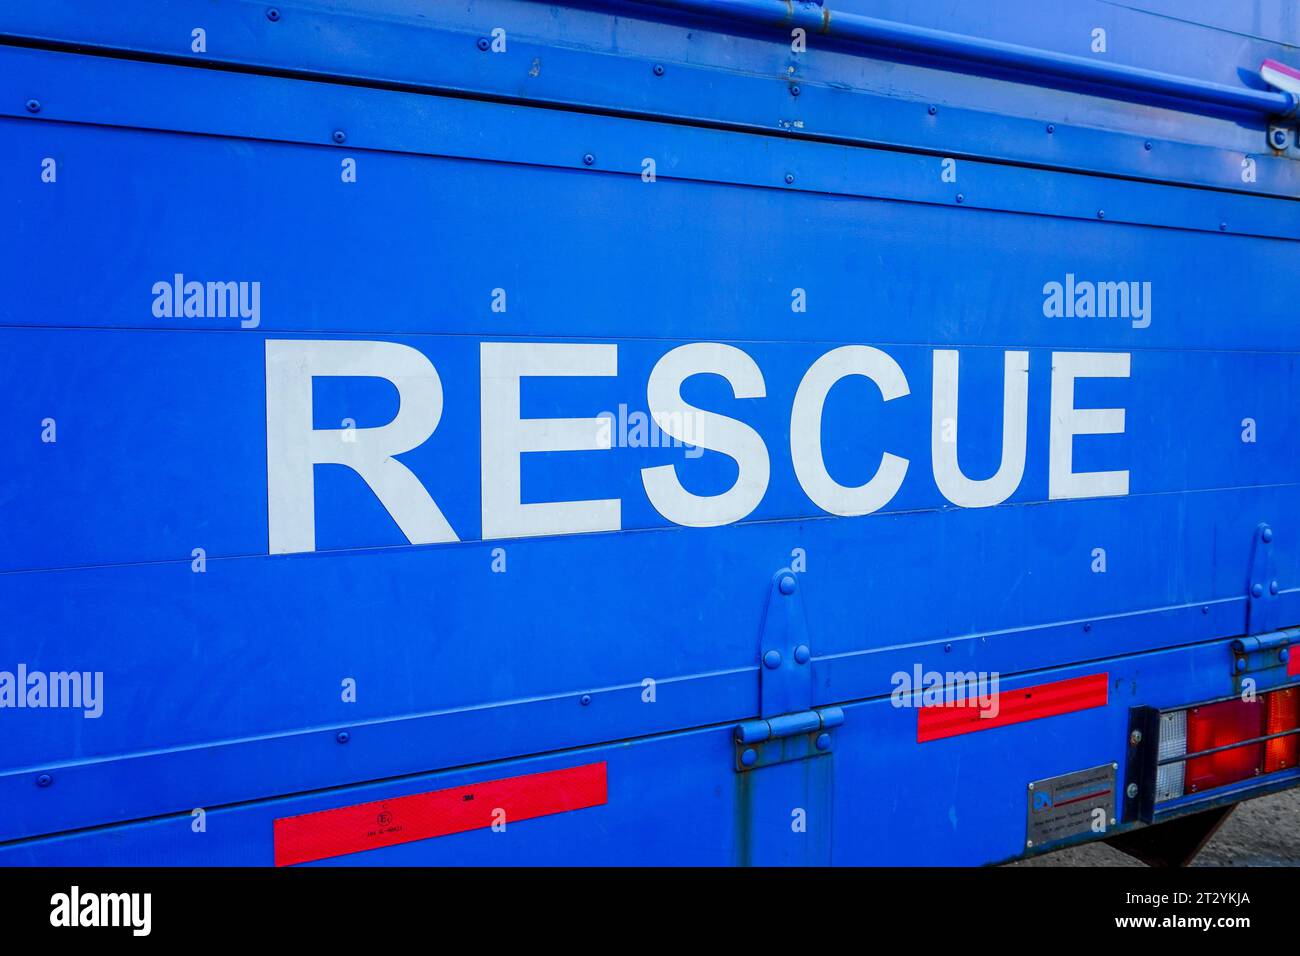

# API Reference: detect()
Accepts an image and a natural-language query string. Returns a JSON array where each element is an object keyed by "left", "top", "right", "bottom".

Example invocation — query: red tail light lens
[
  {"left": 1265, "top": 687, "right": 1299, "bottom": 773},
  {"left": 1185, "top": 698, "right": 1265, "bottom": 793}
]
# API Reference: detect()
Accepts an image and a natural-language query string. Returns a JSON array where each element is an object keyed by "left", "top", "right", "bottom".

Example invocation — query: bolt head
[
  {"left": 331, "top": 129, "right": 346, "bottom": 144},
  {"left": 336, "top": 731, "right": 350, "bottom": 744},
  {"left": 955, "top": 193, "right": 964, "bottom": 204},
  {"left": 1125, "top": 783, "right": 1139, "bottom": 798},
  {"left": 1270, "top": 580, "right": 1280, "bottom": 595},
  {"left": 1144, "top": 141, "right": 1152, "bottom": 150},
  {"left": 740, "top": 747, "right": 758, "bottom": 767},
  {"left": 25, "top": 99, "right": 40, "bottom": 114},
  {"left": 927, "top": 105, "right": 937, "bottom": 115},
  {"left": 477, "top": 37, "right": 490, "bottom": 51},
  {"left": 1129, "top": 729, "right": 1142, "bottom": 745},
  {"left": 36, "top": 773, "right": 52, "bottom": 788},
  {"left": 1252, "top": 583, "right": 1264, "bottom": 598},
  {"left": 1262, "top": 526, "right": 1274, "bottom": 543},
  {"left": 1046, "top": 123, "right": 1055, "bottom": 133},
  {"left": 779, "top": 574, "right": 796, "bottom": 595},
  {"left": 763, "top": 649, "right": 782, "bottom": 669},
  {"left": 1280, "top": 648, "right": 1290, "bottom": 663},
  {"left": 266, "top": 7, "right": 280, "bottom": 21},
  {"left": 815, "top": 732, "right": 831, "bottom": 751},
  {"left": 1097, "top": 210, "right": 1106, "bottom": 219},
  {"left": 790, "top": 84, "right": 801, "bottom": 97},
  {"left": 1271, "top": 128, "right": 1288, "bottom": 148},
  {"left": 794, "top": 643, "right": 810, "bottom": 665},
  {"left": 653, "top": 64, "right": 665, "bottom": 77},
  {"left": 784, "top": 173, "right": 795, "bottom": 184},
  {"left": 1219, "top": 222, "right": 1228, "bottom": 231},
  {"left": 580, "top": 694, "right": 592, "bottom": 706},
  {"left": 583, "top": 153, "right": 595, "bottom": 166}
]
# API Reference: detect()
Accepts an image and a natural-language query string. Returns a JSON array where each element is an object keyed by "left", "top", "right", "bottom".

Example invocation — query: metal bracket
[
  {"left": 1246, "top": 522, "right": 1280, "bottom": 636},
  {"left": 733, "top": 567, "right": 843, "bottom": 771},
  {"left": 757, "top": 567, "right": 812, "bottom": 718},
  {"left": 1231, "top": 627, "right": 1298, "bottom": 695}
]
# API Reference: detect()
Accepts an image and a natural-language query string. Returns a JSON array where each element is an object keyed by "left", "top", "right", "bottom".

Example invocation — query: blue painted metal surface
[{"left": 1, "top": 0, "right": 1298, "bottom": 865}]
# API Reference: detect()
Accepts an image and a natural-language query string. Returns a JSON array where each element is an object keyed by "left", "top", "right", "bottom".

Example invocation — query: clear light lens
[{"left": 1155, "top": 710, "right": 1187, "bottom": 802}]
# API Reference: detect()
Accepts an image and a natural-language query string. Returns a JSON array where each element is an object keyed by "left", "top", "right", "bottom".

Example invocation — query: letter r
[{"left": 265, "top": 340, "right": 458, "bottom": 554}]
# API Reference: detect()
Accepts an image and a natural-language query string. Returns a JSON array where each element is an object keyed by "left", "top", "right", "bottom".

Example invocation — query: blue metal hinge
[
  {"left": 734, "top": 705, "right": 844, "bottom": 771},
  {"left": 1232, "top": 627, "right": 1297, "bottom": 695},
  {"left": 734, "top": 567, "right": 844, "bottom": 771},
  {"left": 1246, "top": 522, "right": 1282, "bottom": 636}
]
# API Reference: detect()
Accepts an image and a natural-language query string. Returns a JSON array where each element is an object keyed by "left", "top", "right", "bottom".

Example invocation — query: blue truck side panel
[{"left": 1, "top": 0, "right": 1297, "bottom": 864}]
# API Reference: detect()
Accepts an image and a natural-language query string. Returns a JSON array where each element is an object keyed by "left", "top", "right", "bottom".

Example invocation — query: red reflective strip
[
  {"left": 273, "top": 762, "right": 607, "bottom": 867},
  {"left": 1289, "top": 648, "right": 1299, "bottom": 677},
  {"left": 916, "top": 672, "right": 1109, "bottom": 743}
]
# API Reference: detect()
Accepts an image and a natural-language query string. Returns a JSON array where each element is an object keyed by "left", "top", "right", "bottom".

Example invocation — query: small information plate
[{"left": 1026, "top": 763, "right": 1116, "bottom": 848}]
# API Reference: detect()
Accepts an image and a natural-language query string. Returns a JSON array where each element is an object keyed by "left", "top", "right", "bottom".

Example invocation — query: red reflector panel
[
  {"left": 1186, "top": 699, "right": 1264, "bottom": 793},
  {"left": 1265, "top": 687, "right": 1299, "bottom": 773},
  {"left": 1289, "top": 648, "right": 1300, "bottom": 677},
  {"left": 273, "top": 762, "right": 607, "bottom": 867},
  {"left": 916, "top": 672, "right": 1108, "bottom": 743}
]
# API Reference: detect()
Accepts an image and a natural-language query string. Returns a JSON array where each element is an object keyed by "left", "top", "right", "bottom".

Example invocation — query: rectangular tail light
[{"left": 1126, "top": 685, "right": 1300, "bottom": 820}]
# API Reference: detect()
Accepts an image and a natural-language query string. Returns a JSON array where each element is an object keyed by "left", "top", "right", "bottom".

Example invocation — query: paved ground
[{"left": 1010, "top": 788, "right": 1300, "bottom": 866}]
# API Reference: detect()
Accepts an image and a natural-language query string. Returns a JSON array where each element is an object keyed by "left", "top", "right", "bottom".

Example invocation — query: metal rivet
[
  {"left": 25, "top": 99, "right": 40, "bottom": 114},
  {"left": 790, "top": 84, "right": 801, "bottom": 97},
  {"left": 580, "top": 694, "right": 592, "bottom": 706},
  {"left": 331, "top": 129, "right": 346, "bottom": 144},
  {"left": 1252, "top": 583, "right": 1264, "bottom": 598},
  {"left": 1046, "top": 123, "right": 1055, "bottom": 134},
  {"left": 1126, "top": 783, "right": 1139, "bottom": 798},
  {"left": 1028, "top": 782, "right": 1035, "bottom": 791},
  {"left": 763, "top": 650, "right": 782, "bottom": 669},
  {"left": 1219, "top": 222, "right": 1227, "bottom": 231},
  {"left": 1143, "top": 141, "right": 1152, "bottom": 150},
  {"left": 336, "top": 731, "right": 350, "bottom": 744},
  {"left": 794, "top": 643, "right": 810, "bottom": 665},
  {"left": 1270, "top": 580, "right": 1280, "bottom": 595},
  {"left": 1262, "top": 526, "right": 1274, "bottom": 543},
  {"left": 784, "top": 173, "right": 795, "bottom": 184},
  {"left": 1280, "top": 648, "right": 1290, "bottom": 663},
  {"left": 1236, "top": 657, "right": 1247, "bottom": 673},
  {"left": 653, "top": 64, "right": 665, "bottom": 76},
  {"left": 1026, "top": 839, "right": 1034, "bottom": 848},
  {"left": 927, "top": 105, "right": 937, "bottom": 115},
  {"left": 944, "top": 643, "right": 952, "bottom": 653},
  {"left": 815, "top": 733, "right": 831, "bottom": 751},
  {"left": 1202, "top": 606, "right": 1210, "bottom": 614},
  {"left": 955, "top": 193, "right": 964, "bottom": 203},
  {"left": 477, "top": 37, "right": 490, "bottom": 51},
  {"left": 1097, "top": 210, "right": 1106, "bottom": 219},
  {"left": 583, "top": 153, "right": 595, "bottom": 166},
  {"left": 1083, "top": 622, "right": 1092, "bottom": 632},
  {"left": 36, "top": 773, "right": 52, "bottom": 788},
  {"left": 779, "top": 574, "right": 796, "bottom": 595},
  {"left": 1129, "top": 730, "right": 1142, "bottom": 745},
  {"left": 741, "top": 748, "right": 758, "bottom": 766},
  {"left": 266, "top": 7, "right": 280, "bottom": 21}
]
